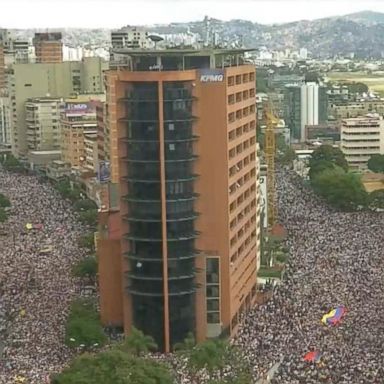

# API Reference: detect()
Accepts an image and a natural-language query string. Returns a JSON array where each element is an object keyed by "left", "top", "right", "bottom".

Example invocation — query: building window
[
  {"left": 207, "top": 312, "right": 220, "bottom": 323},
  {"left": 207, "top": 299, "right": 220, "bottom": 311},
  {"left": 206, "top": 286, "right": 219, "bottom": 298},
  {"left": 169, "top": 143, "right": 175, "bottom": 151}
]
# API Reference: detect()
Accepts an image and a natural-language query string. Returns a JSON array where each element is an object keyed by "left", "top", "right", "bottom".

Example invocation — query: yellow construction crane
[{"left": 264, "top": 101, "right": 279, "bottom": 229}]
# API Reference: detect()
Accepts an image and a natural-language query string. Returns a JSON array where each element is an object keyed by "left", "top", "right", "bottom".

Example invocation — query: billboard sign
[
  {"left": 65, "top": 101, "right": 97, "bottom": 115},
  {"left": 199, "top": 69, "right": 225, "bottom": 83},
  {"left": 98, "top": 161, "right": 110, "bottom": 183}
]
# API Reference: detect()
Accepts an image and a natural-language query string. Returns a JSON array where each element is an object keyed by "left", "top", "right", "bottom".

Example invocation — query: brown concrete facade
[
  {"left": 99, "top": 64, "right": 259, "bottom": 350},
  {"left": 34, "top": 33, "right": 63, "bottom": 64}
]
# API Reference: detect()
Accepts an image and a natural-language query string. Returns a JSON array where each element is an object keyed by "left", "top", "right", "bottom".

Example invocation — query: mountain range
[{"left": 10, "top": 10, "right": 384, "bottom": 59}]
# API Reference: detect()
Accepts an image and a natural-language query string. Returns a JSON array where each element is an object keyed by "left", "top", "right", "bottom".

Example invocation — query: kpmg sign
[{"left": 199, "top": 69, "right": 225, "bottom": 83}]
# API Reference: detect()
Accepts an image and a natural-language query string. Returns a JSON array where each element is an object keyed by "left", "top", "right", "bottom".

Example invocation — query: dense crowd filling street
[
  {"left": 0, "top": 168, "right": 384, "bottom": 383},
  {"left": 0, "top": 170, "right": 86, "bottom": 383},
  {"left": 236, "top": 170, "right": 384, "bottom": 383}
]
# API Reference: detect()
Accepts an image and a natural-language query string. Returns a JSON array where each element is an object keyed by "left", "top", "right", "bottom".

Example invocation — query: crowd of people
[
  {"left": 235, "top": 170, "right": 384, "bottom": 383},
  {"left": 0, "top": 170, "right": 87, "bottom": 383},
  {"left": 1, "top": 167, "right": 384, "bottom": 383}
]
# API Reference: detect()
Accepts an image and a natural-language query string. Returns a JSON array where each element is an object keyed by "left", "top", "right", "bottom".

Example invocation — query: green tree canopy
[
  {"left": 56, "top": 179, "right": 72, "bottom": 197},
  {"left": 72, "top": 256, "right": 98, "bottom": 281},
  {"left": 73, "top": 198, "right": 98, "bottom": 212},
  {"left": 78, "top": 232, "right": 96, "bottom": 251},
  {"left": 65, "top": 299, "right": 106, "bottom": 349},
  {"left": 78, "top": 209, "right": 98, "bottom": 227},
  {"left": 368, "top": 189, "right": 384, "bottom": 210},
  {"left": 117, "top": 327, "right": 158, "bottom": 356},
  {"left": 174, "top": 332, "right": 196, "bottom": 352},
  {"left": 367, "top": 154, "right": 384, "bottom": 173},
  {"left": 279, "top": 147, "right": 296, "bottom": 167},
  {"left": 346, "top": 81, "right": 369, "bottom": 94},
  {"left": 308, "top": 160, "right": 339, "bottom": 181},
  {"left": 187, "top": 339, "right": 247, "bottom": 381},
  {"left": 0, "top": 208, "right": 8, "bottom": 223},
  {"left": 0, "top": 193, "right": 11, "bottom": 208},
  {"left": 309, "top": 144, "right": 348, "bottom": 172},
  {"left": 312, "top": 168, "right": 368, "bottom": 210},
  {"left": 0, "top": 154, "right": 22, "bottom": 170},
  {"left": 51, "top": 349, "right": 173, "bottom": 384}
]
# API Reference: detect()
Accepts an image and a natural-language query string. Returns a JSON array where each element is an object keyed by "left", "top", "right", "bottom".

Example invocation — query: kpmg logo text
[{"left": 200, "top": 69, "right": 224, "bottom": 83}]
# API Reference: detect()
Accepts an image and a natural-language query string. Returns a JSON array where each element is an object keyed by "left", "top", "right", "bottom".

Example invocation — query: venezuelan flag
[{"left": 321, "top": 306, "right": 346, "bottom": 326}]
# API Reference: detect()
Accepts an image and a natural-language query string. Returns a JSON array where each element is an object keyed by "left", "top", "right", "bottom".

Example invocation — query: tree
[
  {"left": 347, "top": 81, "right": 369, "bottom": 94},
  {"left": 188, "top": 339, "right": 231, "bottom": 381},
  {"left": 65, "top": 299, "right": 106, "bottom": 349},
  {"left": 51, "top": 349, "right": 173, "bottom": 384},
  {"left": 174, "top": 332, "right": 196, "bottom": 352},
  {"left": 308, "top": 160, "right": 339, "bottom": 181},
  {"left": 367, "top": 154, "right": 384, "bottom": 173},
  {"left": 72, "top": 256, "right": 98, "bottom": 283},
  {"left": 56, "top": 179, "right": 72, "bottom": 198},
  {"left": 188, "top": 339, "right": 251, "bottom": 383},
  {"left": 78, "top": 232, "right": 96, "bottom": 252},
  {"left": 279, "top": 147, "right": 296, "bottom": 167},
  {"left": 73, "top": 198, "right": 98, "bottom": 212},
  {"left": 368, "top": 189, "right": 384, "bottom": 210},
  {"left": 78, "top": 209, "right": 98, "bottom": 227},
  {"left": 0, "top": 208, "right": 8, "bottom": 223},
  {"left": 309, "top": 144, "right": 348, "bottom": 172},
  {"left": 1, "top": 154, "right": 23, "bottom": 171},
  {"left": 0, "top": 193, "right": 11, "bottom": 208},
  {"left": 117, "top": 327, "right": 158, "bottom": 356},
  {"left": 312, "top": 168, "right": 368, "bottom": 210}
]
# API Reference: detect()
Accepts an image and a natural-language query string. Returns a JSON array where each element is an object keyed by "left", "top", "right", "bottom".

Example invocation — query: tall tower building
[
  {"left": 33, "top": 32, "right": 63, "bottom": 63},
  {"left": 284, "top": 81, "right": 327, "bottom": 142},
  {"left": 300, "top": 82, "right": 319, "bottom": 140},
  {"left": 98, "top": 48, "right": 260, "bottom": 352}
]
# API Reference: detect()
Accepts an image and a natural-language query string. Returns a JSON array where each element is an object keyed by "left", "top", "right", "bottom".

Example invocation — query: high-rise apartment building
[
  {"left": 0, "top": 29, "right": 30, "bottom": 64},
  {"left": 284, "top": 81, "right": 328, "bottom": 142},
  {"left": 25, "top": 97, "right": 63, "bottom": 151},
  {"left": 97, "top": 48, "right": 260, "bottom": 352},
  {"left": 340, "top": 115, "right": 384, "bottom": 170},
  {"left": 33, "top": 32, "right": 63, "bottom": 64},
  {"left": 0, "top": 43, "right": 5, "bottom": 92},
  {"left": 61, "top": 97, "right": 102, "bottom": 168},
  {"left": 0, "top": 97, "right": 11, "bottom": 146},
  {"left": 8, "top": 57, "right": 108, "bottom": 157}
]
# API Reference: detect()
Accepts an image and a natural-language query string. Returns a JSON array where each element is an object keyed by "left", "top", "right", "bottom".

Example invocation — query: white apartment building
[
  {"left": 340, "top": 115, "right": 384, "bottom": 170},
  {"left": 301, "top": 82, "right": 319, "bottom": 141},
  {"left": 111, "top": 27, "right": 150, "bottom": 49},
  {"left": 0, "top": 97, "right": 11, "bottom": 146},
  {"left": 25, "top": 97, "right": 64, "bottom": 152}
]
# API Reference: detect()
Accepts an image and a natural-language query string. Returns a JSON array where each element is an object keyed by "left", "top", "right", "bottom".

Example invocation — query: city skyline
[{"left": 1, "top": 0, "right": 384, "bottom": 28}]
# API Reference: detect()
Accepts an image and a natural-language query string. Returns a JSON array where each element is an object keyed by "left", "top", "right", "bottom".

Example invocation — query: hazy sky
[{"left": 2, "top": 0, "right": 384, "bottom": 28}]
